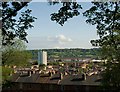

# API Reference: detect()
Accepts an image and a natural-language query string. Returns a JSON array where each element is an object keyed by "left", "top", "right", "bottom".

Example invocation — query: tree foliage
[
  {"left": 83, "top": 2, "right": 120, "bottom": 47},
  {"left": 1, "top": 1, "right": 82, "bottom": 45},
  {"left": 49, "top": 0, "right": 82, "bottom": 26},
  {"left": 29, "top": 48, "right": 99, "bottom": 61},
  {"left": 83, "top": 2, "right": 120, "bottom": 90},
  {"left": 2, "top": 2, "right": 36, "bottom": 45},
  {"left": 2, "top": 39, "right": 31, "bottom": 66},
  {"left": 2, "top": 66, "right": 13, "bottom": 83}
]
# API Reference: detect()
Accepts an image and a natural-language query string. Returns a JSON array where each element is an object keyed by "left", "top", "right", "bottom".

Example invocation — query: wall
[{"left": 2, "top": 82, "right": 106, "bottom": 92}]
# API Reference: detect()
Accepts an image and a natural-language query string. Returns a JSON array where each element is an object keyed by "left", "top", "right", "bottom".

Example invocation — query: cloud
[{"left": 48, "top": 34, "right": 72, "bottom": 45}]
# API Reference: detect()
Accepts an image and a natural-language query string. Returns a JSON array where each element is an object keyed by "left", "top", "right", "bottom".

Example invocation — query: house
[{"left": 2, "top": 70, "right": 108, "bottom": 92}]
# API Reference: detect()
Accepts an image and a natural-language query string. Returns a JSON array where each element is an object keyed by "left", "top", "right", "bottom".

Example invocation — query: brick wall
[{"left": 2, "top": 82, "right": 106, "bottom": 92}]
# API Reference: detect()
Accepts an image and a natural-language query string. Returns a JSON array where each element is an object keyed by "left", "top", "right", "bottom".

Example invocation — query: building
[
  {"left": 38, "top": 50, "right": 47, "bottom": 65},
  {"left": 2, "top": 64, "right": 114, "bottom": 92},
  {"left": 2, "top": 71, "right": 106, "bottom": 92}
]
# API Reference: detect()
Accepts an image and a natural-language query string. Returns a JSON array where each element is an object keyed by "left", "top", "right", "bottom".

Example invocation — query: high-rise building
[{"left": 38, "top": 50, "right": 47, "bottom": 65}]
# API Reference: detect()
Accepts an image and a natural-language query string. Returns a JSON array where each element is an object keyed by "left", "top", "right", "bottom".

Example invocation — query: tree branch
[{"left": 2, "top": 2, "right": 29, "bottom": 22}]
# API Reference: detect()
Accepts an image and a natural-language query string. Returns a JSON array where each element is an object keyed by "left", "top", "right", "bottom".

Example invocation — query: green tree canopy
[
  {"left": 2, "top": 2, "right": 36, "bottom": 45},
  {"left": 83, "top": 2, "right": 120, "bottom": 90},
  {"left": 49, "top": 1, "right": 82, "bottom": 26},
  {"left": 2, "top": 39, "right": 31, "bottom": 66}
]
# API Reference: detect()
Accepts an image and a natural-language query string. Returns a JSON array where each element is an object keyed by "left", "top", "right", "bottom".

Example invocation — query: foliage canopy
[
  {"left": 2, "top": 2, "right": 36, "bottom": 45},
  {"left": 83, "top": 2, "right": 120, "bottom": 90}
]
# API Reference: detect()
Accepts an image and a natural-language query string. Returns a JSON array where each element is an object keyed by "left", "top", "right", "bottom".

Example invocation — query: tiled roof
[
  {"left": 16, "top": 74, "right": 40, "bottom": 83},
  {"left": 36, "top": 73, "right": 60, "bottom": 84},
  {"left": 12, "top": 73, "right": 60, "bottom": 84},
  {"left": 10, "top": 73, "right": 20, "bottom": 82},
  {"left": 11, "top": 73, "right": 101, "bottom": 86},
  {"left": 59, "top": 74, "right": 101, "bottom": 86}
]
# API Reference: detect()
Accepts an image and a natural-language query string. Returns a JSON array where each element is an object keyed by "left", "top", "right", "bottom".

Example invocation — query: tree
[
  {"left": 49, "top": 1, "right": 82, "bottom": 26},
  {"left": 1, "top": 1, "right": 82, "bottom": 45},
  {"left": 2, "top": 39, "right": 32, "bottom": 87},
  {"left": 1, "top": 2, "right": 36, "bottom": 45},
  {"left": 83, "top": 2, "right": 120, "bottom": 90},
  {"left": 2, "top": 39, "right": 31, "bottom": 66},
  {"left": 2, "top": 66, "right": 13, "bottom": 84}
]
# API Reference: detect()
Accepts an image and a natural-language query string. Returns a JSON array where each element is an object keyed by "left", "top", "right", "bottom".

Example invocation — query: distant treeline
[{"left": 28, "top": 48, "right": 100, "bottom": 60}]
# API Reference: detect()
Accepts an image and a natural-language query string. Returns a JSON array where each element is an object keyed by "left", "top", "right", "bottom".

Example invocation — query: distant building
[{"left": 38, "top": 50, "right": 47, "bottom": 65}]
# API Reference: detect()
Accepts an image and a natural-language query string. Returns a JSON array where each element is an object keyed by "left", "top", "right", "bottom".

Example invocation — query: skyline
[{"left": 24, "top": 2, "right": 99, "bottom": 50}]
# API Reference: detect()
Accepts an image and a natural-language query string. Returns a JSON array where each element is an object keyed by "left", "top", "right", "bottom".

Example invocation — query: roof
[
  {"left": 36, "top": 73, "right": 60, "bottom": 84},
  {"left": 10, "top": 73, "right": 20, "bottom": 82},
  {"left": 11, "top": 73, "right": 60, "bottom": 84},
  {"left": 15, "top": 74, "right": 40, "bottom": 83},
  {"left": 59, "top": 74, "right": 101, "bottom": 86},
  {"left": 11, "top": 73, "right": 102, "bottom": 86}
]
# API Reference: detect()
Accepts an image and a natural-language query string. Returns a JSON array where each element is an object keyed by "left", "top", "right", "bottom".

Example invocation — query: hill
[{"left": 28, "top": 48, "right": 100, "bottom": 61}]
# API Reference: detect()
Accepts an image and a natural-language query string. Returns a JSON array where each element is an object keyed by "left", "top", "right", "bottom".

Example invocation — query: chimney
[
  {"left": 60, "top": 73, "right": 63, "bottom": 80},
  {"left": 28, "top": 71, "right": 32, "bottom": 76},
  {"left": 33, "top": 70, "right": 35, "bottom": 74},
  {"left": 52, "top": 70, "right": 55, "bottom": 74},
  {"left": 64, "top": 72, "right": 68, "bottom": 75},
  {"left": 48, "top": 71, "right": 52, "bottom": 77},
  {"left": 82, "top": 73, "right": 86, "bottom": 80},
  {"left": 21, "top": 71, "right": 23, "bottom": 75}
]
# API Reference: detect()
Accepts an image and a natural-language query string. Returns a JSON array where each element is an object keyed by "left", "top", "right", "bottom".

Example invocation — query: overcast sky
[{"left": 24, "top": 2, "right": 99, "bottom": 50}]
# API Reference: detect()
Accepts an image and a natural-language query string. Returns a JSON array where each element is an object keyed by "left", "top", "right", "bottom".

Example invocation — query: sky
[{"left": 23, "top": 2, "right": 99, "bottom": 50}]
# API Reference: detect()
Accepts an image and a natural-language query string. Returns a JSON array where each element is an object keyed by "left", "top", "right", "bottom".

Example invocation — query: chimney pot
[
  {"left": 82, "top": 73, "right": 86, "bottom": 80},
  {"left": 60, "top": 73, "right": 63, "bottom": 80}
]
